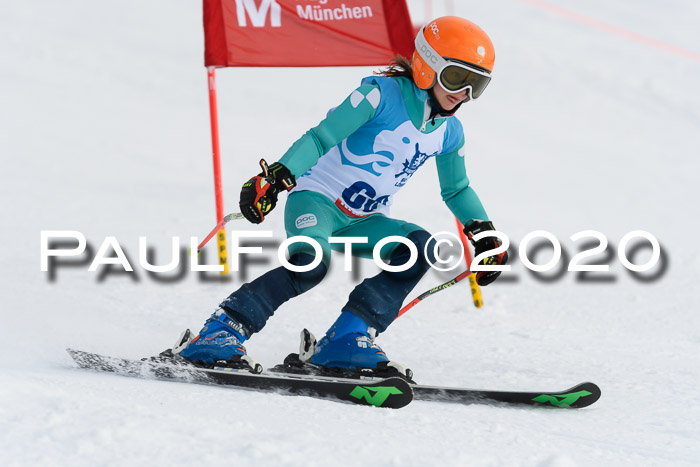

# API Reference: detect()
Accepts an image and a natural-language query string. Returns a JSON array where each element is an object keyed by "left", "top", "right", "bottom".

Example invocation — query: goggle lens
[{"left": 439, "top": 64, "right": 491, "bottom": 98}]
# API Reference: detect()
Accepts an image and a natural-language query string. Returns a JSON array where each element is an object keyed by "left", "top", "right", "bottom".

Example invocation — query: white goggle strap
[{"left": 414, "top": 25, "right": 450, "bottom": 79}]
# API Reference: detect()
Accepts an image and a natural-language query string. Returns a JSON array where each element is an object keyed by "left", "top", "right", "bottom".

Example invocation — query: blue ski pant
[{"left": 221, "top": 190, "right": 436, "bottom": 335}]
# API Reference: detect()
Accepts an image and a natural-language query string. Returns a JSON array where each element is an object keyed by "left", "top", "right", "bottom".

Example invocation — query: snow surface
[{"left": 2, "top": 0, "right": 700, "bottom": 465}]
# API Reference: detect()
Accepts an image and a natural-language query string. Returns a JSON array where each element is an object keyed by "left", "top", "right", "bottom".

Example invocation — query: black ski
[
  {"left": 411, "top": 381, "right": 601, "bottom": 408},
  {"left": 66, "top": 349, "right": 413, "bottom": 409},
  {"left": 271, "top": 353, "right": 601, "bottom": 409}
]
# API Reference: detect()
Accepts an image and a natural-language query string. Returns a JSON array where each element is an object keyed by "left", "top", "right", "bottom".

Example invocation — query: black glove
[
  {"left": 239, "top": 159, "right": 296, "bottom": 224},
  {"left": 463, "top": 220, "right": 508, "bottom": 286}
]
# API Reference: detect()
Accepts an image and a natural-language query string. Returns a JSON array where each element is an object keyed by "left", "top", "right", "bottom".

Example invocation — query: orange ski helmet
[{"left": 412, "top": 17, "right": 495, "bottom": 97}]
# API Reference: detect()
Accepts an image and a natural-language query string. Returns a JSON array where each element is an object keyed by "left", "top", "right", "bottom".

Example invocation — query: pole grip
[{"left": 455, "top": 218, "right": 483, "bottom": 308}]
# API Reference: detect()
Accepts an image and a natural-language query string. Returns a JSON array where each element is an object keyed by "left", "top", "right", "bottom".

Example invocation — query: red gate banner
[{"left": 204, "top": 0, "right": 415, "bottom": 67}]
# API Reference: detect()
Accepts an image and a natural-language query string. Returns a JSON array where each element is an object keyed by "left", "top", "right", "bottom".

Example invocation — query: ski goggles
[{"left": 415, "top": 26, "right": 492, "bottom": 98}]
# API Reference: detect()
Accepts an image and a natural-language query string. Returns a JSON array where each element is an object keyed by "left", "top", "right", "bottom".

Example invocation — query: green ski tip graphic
[
  {"left": 349, "top": 385, "right": 403, "bottom": 407},
  {"left": 531, "top": 390, "right": 593, "bottom": 407}
]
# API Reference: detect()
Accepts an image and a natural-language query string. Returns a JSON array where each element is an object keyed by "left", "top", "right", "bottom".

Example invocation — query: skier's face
[{"left": 433, "top": 85, "right": 469, "bottom": 111}]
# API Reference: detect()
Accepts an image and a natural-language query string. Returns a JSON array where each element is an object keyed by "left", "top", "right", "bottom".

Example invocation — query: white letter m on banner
[{"left": 235, "top": 0, "right": 281, "bottom": 27}]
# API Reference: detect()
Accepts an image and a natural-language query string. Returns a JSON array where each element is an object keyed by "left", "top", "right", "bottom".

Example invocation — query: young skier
[{"left": 173, "top": 16, "right": 508, "bottom": 376}]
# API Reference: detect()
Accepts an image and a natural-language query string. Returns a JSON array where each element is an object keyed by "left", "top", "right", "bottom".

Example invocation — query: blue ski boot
[
  {"left": 173, "top": 308, "right": 262, "bottom": 373},
  {"left": 302, "top": 312, "right": 411, "bottom": 379}
]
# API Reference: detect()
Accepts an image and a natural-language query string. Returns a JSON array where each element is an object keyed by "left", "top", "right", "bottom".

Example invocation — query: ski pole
[
  {"left": 396, "top": 269, "right": 472, "bottom": 320},
  {"left": 195, "top": 212, "right": 245, "bottom": 254}
]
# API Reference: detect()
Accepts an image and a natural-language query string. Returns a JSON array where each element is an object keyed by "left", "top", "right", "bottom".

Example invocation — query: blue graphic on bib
[
  {"left": 339, "top": 140, "right": 392, "bottom": 176},
  {"left": 395, "top": 143, "right": 436, "bottom": 187},
  {"left": 341, "top": 181, "right": 390, "bottom": 213},
  {"left": 339, "top": 121, "right": 417, "bottom": 176}
]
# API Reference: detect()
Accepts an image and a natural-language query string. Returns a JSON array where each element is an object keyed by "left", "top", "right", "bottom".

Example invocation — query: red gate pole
[{"left": 207, "top": 66, "right": 229, "bottom": 274}]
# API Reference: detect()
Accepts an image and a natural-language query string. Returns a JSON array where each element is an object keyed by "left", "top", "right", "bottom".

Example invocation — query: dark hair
[{"left": 377, "top": 55, "right": 413, "bottom": 79}]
